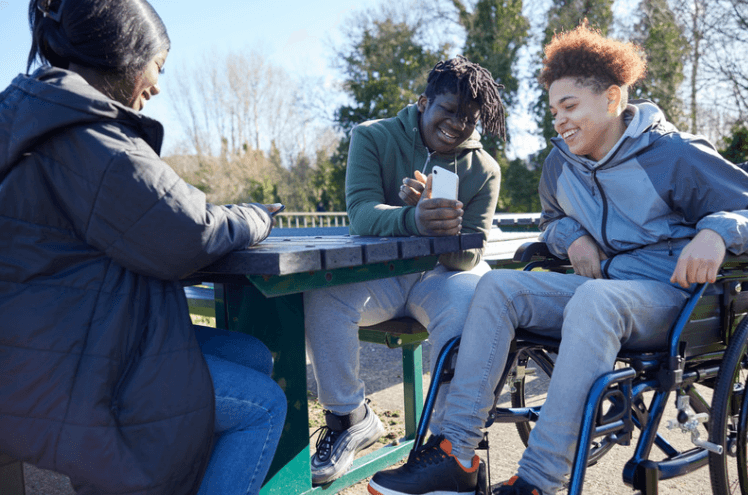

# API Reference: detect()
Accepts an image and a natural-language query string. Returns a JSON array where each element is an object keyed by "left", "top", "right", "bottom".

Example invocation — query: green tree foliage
[
  {"left": 499, "top": 158, "right": 543, "bottom": 212},
  {"left": 631, "top": 0, "right": 688, "bottom": 129},
  {"left": 326, "top": 7, "right": 451, "bottom": 210},
  {"left": 719, "top": 122, "right": 748, "bottom": 164},
  {"left": 452, "top": 0, "right": 530, "bottom": 125},
  {"left": 311, "top": 150, "right": 347, "bottom": 211},
  {"left": 450, "top": 0, "right": 530, "bottom": 212},
  {"left": 335, "top": 12, "right": 451, "bottom": 135}
]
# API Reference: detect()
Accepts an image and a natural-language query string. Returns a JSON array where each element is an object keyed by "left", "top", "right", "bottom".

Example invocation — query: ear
[
  {"left": 417, "top": 94, "right": 428, "bottom": 113},
  {"left": 606, "top": 85, "right": 623, "bottom": 114}
]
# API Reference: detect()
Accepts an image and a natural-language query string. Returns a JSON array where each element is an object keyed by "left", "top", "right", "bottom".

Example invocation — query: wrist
[
  {"left": 699, "top": 228, "right": 726, "bottom": 248},
  {"left": 407, "top": 206, "right": 422, "bottom": 236}
]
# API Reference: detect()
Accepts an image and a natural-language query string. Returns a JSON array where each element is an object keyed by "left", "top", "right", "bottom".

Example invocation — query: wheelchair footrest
[{"left": 595, "top": 373, "right": 636, "bottom": 442}]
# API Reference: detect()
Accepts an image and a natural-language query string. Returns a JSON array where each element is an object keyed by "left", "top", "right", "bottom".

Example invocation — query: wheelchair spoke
[{"left": 709, "top": 318, "right": 748, "bottom": 494}]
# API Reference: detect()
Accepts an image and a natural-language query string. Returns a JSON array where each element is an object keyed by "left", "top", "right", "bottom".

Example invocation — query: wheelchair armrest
[
  {"left": 513, "top": 242, "right": 567, "bottom": 263},
  {"left": 720, "top": 253, "right": 748, "bottom": 273}
]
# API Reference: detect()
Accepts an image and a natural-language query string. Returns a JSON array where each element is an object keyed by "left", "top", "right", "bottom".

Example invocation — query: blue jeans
[{"left": 194, "top": 326, "right": 287, "bottom": 495}]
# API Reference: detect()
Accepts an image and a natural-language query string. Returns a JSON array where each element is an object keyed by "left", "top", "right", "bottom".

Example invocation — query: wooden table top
[{"left": 195, "top": 232, "right": 484, "bottom": 277}]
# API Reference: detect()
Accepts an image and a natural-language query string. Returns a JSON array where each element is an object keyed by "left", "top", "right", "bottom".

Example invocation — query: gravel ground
[
  {"left": 22, "top": 339, "right": 720, "bottom": 494},
  {"left": 328, "top": 341, "right": 717, "bottom": 495}
]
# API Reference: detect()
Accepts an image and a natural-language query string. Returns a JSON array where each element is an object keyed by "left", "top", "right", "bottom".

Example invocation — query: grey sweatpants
[
  {"left": 439, "top": 269, "right": 689, "bottom": 494},
  {"left": 304, "top": 262, "right": 490, "bottom": 433}
]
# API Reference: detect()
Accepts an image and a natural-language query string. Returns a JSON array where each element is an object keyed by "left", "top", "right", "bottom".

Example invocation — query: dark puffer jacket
[{"left": 0, "top": 67, "right": 273, "bottom": 494}]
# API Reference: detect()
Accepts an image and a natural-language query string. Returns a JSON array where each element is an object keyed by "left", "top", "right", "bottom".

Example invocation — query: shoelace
[
  {"left": 408, "top": 440, "right": 447, "bottom": 468},
  {"left": 310, "top": 426, "right": 342, "bottom": 461}
]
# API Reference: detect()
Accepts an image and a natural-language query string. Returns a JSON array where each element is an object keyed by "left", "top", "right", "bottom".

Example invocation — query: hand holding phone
[{"left": 430, "top": 166, "right": 459, "bottom": 201}]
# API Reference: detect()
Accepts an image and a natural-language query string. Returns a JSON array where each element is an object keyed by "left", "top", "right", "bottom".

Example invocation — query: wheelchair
[{"left": 413, "top": 242, "right": 748, "bottom": 495}]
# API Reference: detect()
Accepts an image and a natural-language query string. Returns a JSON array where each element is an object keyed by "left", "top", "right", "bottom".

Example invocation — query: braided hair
[{"left": 424, "top": 56, "right": 506, "bottom": 141}]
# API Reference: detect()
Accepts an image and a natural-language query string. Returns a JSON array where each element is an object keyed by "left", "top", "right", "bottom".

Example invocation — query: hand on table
[
  {"left": 399, "top": 170, "right": 427, "bottom": 206},
  {"left": 670, "top": 229, "right": 726, "bottom": 288},
  {"left": 568, "top": 235, "right": 608, "bottom": 279},
  {"left": 414, "top": 173, "right": 463, "bottom": 236},
  {"left": 263, "top": 203, "right": 284, "bottom": 226}
]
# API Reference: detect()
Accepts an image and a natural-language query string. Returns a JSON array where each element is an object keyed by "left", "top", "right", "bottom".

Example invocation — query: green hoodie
[{"left": 346, "top": 104, "right": 501, "bottom": 271}]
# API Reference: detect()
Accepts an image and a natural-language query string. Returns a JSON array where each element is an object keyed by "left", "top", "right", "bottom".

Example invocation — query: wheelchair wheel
[
  {"left": 709, "top": 317, "right": 748, "bottom": 495},
  {"left": 510, "top": 347, "right": 616, "bottom": 465}
]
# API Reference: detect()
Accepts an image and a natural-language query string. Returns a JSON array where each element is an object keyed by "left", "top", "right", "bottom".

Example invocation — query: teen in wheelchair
[{"left": 368, "top": 22, "right": 748, "bottom": 495}]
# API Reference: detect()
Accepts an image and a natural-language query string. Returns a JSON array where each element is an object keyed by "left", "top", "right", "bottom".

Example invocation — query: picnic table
[{"left": 187, "top": 228, "right": 539, "bottom": 494}]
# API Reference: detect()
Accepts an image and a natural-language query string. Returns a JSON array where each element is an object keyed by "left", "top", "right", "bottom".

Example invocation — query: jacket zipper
[{"left": 592, "top": 168, "right": 613, "bottom": 251}]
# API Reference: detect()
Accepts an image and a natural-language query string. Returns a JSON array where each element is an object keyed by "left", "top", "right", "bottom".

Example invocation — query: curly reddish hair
[{"left": 538, "top": 21, "right": 647, "bottom": 93}]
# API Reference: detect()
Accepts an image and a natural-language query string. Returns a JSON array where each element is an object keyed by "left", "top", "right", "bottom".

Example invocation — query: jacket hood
[
  {"left": 0, "top": 66, "right": 164, "bottom": 179},
  {"left": 396, "top": 104, "right": 483, "bottom": 155},
  {"left": 550, "top": 99, "right": 678, "bottom": 169}
]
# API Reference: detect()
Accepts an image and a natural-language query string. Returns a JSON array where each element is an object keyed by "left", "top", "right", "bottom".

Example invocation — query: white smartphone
[{"left": 431, "top": 166, "right": 459, "bottom": 201}]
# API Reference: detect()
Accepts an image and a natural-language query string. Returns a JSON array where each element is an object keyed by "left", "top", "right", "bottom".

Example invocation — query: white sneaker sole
[{"left": 311, "top": 408, "right": 386, "bottom": 485}]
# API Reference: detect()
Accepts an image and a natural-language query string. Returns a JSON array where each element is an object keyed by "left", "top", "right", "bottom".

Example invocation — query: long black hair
[
  {"left": 424, "top": 56, "right": 507, "bottom": 141},
  {"left": 27, "top": 0, "right": 169, "bottom": 79}
]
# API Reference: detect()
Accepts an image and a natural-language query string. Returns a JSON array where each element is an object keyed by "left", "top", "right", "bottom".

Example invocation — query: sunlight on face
[
  {"left": 417, "top": 92, "right": 480, "bottom": 154},
  {"left": 127, "top": 49, "right": 168, "bottom": 111},
  {"left": 549, "top": 77, "right": 624, "bottom": 162}
]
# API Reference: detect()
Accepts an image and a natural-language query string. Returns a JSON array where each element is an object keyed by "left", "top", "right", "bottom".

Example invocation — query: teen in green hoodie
[{"left": 304, "top": 56, "right": 506, "bottom": 485}]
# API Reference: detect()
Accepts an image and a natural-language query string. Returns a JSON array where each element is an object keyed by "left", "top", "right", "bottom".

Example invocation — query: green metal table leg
[
  {"left": 402, "top": 343, "right": 423, "bottom": 438},
  {"left": 217, "top": 282, "right": 313, "bottom": 494},
  {"left": 213, "top": 282, "right": 423, "bottom": 494}
]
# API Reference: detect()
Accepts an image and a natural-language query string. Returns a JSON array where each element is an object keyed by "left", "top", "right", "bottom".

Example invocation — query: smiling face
[
  {"left": 417, "top": 92, "right": 480, "bottom": 154},
  {"left": 118, "top": 49, "right": 168, "bottom": 111},
  {"left": 549, "top": 77, "right": 626, "bottom": 162},
  {"left": 127, "top": 49, "right": 168, "bottom": 111}
]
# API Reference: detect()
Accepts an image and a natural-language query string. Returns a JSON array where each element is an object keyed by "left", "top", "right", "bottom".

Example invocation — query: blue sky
[
  {"left": 0, "top": 0, "right": 385, "bottom": 153},
  {"left": 1, "top": 0, "right": 602, "bottom": 158}
]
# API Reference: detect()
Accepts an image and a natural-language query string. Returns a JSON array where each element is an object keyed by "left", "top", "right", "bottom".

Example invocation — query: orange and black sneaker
[
  {"left": 492, "top": 476, "right": 543, "bottom": 495},
  {"left": 367, "top": 435, "right": 478, "bottom": 495}
]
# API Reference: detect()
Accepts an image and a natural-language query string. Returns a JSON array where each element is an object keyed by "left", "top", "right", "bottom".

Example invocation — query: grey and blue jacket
[{"left": 539, "top": 100, "right": 748, "bottom": 286}]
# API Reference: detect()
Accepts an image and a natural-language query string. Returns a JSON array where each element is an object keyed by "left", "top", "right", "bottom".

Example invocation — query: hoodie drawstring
[{"left": 422, "top": 150, "right": 436, "bottom": 174}]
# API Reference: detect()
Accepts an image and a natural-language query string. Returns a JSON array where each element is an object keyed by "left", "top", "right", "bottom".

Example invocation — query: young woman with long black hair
[{"left": 0, "top": 1, "right": 285, "bottom": 493}]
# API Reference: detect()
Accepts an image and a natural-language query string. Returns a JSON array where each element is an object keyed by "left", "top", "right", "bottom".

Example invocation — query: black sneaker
[
  {"left": 310, "top": 401, "right": 385, "bottom": 485},
  {"left": 492, "top": 476, "right": 542, "bottom": 495},
  {"left": 367, "top": 435, "right": 479, "bottom": 495}
]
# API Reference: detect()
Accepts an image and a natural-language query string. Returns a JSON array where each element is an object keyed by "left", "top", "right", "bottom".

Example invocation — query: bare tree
[
  {"left": 705, "top": 0, "right": 748, "bottom": 120},
  {"left": 672, "top": 0, "right": 744, "bottom": 134},
  {"left": 167, "top": 49, "right": 327, "bottom": 166}
]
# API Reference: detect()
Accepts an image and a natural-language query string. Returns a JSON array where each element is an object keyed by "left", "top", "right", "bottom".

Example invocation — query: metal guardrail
[{"left": 274, "top": 212, "right": 348, "bottom": 228}]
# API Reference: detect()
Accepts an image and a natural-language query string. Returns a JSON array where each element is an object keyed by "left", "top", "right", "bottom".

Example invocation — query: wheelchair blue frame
[{"left": 412, "top": 242, "right": 748, "bottom": 495}]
